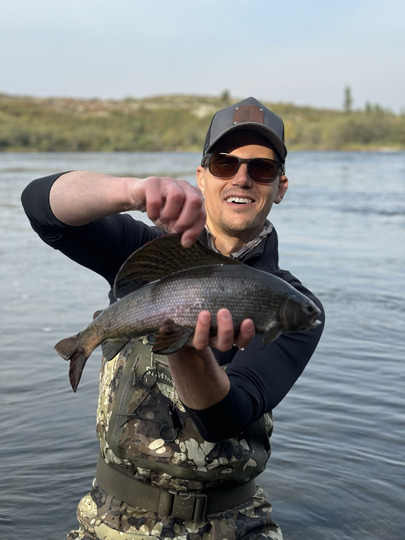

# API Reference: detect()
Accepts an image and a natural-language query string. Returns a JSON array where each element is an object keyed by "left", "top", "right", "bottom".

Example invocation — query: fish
[{"left": 54, "top": 234, "right": 321, "bottom": 392}]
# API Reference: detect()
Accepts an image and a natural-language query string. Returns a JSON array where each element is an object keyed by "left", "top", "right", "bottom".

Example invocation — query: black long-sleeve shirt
[{"left": 22, "top": 173, "right": 325, "bottom": 441}]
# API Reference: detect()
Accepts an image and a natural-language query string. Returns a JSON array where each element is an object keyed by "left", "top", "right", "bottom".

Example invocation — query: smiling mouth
[{"left": 225, "top": 196, "right": 254, "bottom": 204}]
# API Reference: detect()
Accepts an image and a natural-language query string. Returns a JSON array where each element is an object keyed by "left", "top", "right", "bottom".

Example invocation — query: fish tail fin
[{"left": 54, "top": 336, "right": 89, "bottom": 393}]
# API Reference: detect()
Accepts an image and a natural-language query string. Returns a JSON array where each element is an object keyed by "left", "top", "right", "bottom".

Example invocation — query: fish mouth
[
  {"left": 304, "top": 302, "right": 322, "bottom": 329},
  {"left": 281, "top": 295, "right": 322, "bottom": 331}
]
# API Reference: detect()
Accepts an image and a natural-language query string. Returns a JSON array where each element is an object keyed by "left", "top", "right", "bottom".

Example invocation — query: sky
[{"left": 1, "top": 0, "right": 404, "bottom": 113}]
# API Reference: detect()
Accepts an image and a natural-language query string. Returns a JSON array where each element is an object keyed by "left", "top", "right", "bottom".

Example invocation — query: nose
[{"left": 231, "top": 163, "right": 253, "bottom": 187}]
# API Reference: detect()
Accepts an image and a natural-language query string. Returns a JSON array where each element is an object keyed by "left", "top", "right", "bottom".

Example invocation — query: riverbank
[{"left": 1, "top": 93, "right": 404, "bottom": 152}]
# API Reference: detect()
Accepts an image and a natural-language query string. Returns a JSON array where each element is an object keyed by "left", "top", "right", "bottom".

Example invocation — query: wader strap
[{"left": 96, "top": 454, "right": 256, "bottom": 522}]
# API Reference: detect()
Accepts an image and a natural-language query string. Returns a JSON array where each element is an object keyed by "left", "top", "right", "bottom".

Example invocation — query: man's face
[{"left": 196, "top": 132, "right": 288, "bottom": 250}]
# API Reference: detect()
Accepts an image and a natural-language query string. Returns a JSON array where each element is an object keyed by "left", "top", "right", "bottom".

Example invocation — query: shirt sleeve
[{"left": 21, "top": 173, "right": 161, "bottom": 286}]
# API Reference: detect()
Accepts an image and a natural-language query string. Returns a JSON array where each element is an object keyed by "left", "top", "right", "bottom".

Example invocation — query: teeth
[{"left": 226, "top": 197, "right": 252, "bottom": 204}]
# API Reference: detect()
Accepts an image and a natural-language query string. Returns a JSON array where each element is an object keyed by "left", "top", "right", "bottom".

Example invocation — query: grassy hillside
[{"left": 1, "top": 93, "right": 404, "bottom": 152}]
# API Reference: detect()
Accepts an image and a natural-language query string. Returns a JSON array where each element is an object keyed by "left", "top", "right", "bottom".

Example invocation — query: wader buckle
[{"left": 169, "top": 489, "right": 208, "bottom": 522}]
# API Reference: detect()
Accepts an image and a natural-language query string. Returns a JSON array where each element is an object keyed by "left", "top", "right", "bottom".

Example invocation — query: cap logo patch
[{"left": 233, "top": 105, "right": 264, "bottom": 125}]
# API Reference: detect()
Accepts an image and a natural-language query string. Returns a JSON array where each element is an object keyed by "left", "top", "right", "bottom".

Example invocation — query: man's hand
[
  {"left": 166, "top": 309, "right": 255, "bottom": 410},
  {"left": 132, "top": 176, "right": 206, "bottom": 247},
  {"left": 191, "top": 309, "right": 255, "bottom": 352}
]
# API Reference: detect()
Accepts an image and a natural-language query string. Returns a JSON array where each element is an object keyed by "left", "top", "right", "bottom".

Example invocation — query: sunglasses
[{"left": 204, "top": 153, "right": 284, "bottom": 184}]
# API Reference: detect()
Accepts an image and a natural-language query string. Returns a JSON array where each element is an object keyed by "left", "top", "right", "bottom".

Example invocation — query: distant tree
[
  {"left": 343, "top": 86, "right": 353, "bottom": 113},
  {"left": 220, "top": 89, "right": 231, "bottom": 105}
]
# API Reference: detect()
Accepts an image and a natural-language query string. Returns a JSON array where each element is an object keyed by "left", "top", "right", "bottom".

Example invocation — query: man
[{"left": 22, "top": 97, "right": 324, "bottom": 539}]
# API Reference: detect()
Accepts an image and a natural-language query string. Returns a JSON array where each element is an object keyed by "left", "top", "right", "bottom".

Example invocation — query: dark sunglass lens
[
  {"left": 210, "top": 155, "right": 239, "bottom": 178},
  {"left": 249, "top": 159, "right": 278, "bottom": 182}
]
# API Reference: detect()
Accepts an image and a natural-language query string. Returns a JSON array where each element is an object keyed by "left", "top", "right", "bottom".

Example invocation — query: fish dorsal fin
[{"left": 113, "top": 233, "right": 239, "bottom": 299}]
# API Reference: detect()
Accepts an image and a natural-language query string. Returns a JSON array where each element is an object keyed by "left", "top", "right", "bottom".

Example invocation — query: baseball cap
[{"left": 202, "top": 97, "right": 287, "bottom": 163}]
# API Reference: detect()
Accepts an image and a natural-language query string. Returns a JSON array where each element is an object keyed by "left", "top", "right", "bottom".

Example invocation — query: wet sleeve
[
  {"left": 21, "top": 173, "right": 161, "bottom": 286},
  {"left": 184, "top": 289, "right": 325, "bottom": 442}
]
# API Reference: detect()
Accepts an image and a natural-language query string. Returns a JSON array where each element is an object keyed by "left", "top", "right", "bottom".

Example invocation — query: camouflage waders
[{"left": 67, "top": 337, "right": 283, "bottom": 539}]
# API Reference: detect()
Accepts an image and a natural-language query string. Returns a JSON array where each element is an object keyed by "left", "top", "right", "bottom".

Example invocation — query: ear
[
  {"left": 196, "top": 166, "right": 205, "bottom": 194},
  {"left": 274, "top": 174, "right": 288, "bottom": 204}
]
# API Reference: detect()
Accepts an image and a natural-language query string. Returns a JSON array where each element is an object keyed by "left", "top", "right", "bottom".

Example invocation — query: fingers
[
  {"left": 213, "top": 309, "right": 235, "bottom": 351},
  {"left": 234, "top": 318, "right": 255, "bottom": 350},
  {"left": 191, "top": 311, "right": 212, "bottom": 350},
  {"left": 215, "top": 310, "right": 255, "bottom": 351},
  {"left": 191, "top": 309, "right": 255, "bottom": 352},
  {"left": 141, "top": 177, "right": 206, "bottom": 247}
]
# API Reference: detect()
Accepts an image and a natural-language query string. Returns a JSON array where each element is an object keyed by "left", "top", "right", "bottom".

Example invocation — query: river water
[{"left": 1, "top": 151, "right": 404, "bottom": 539}]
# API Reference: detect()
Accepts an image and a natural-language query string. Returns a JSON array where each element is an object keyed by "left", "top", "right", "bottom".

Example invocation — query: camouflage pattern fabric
[
  {"left": 67, "top": 337, "right": 282, "bottom": 539},
  {"left": 67, "top": 484, "right": 282, "bottom": 539}
]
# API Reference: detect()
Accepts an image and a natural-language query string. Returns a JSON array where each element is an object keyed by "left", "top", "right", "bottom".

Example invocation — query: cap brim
[{"left": 206, "top": 123, "right": 287, "bottom": 162}]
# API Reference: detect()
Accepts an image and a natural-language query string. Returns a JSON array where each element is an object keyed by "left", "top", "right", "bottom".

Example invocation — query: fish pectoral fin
[
  {"left": 152, "top": 319, "right": 194, "bottom": 355},
  {"left": 262, "top": 323, "right": 282, "bottom": 348},
  {"left": 102, "top": 339, "right": 130, "bottom": 362}
]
